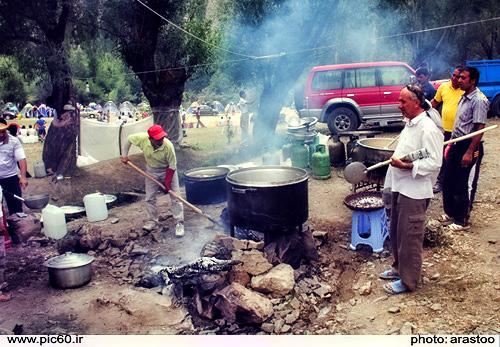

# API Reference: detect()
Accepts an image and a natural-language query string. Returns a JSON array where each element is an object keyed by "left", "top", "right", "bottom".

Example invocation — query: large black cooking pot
[
  {"left": 185, "top": 166, "right": 230, "bottom": 205},
  {"left": 226, "top": 166, "right": 308, "bottom": 232}
]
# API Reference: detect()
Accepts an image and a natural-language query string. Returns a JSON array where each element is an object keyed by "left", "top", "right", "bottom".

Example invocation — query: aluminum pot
[
  {"left": 356, "top": 138, "right": 398, "bottom": 165},
  {"left": 226, "top": 166, "right": 308, "bottom": 232},
  {"left": 44, "top": 252, "right": 94, "bottom": 289},
  {"left": 184, "top": 166, "right": 230, "bottom": 205}
]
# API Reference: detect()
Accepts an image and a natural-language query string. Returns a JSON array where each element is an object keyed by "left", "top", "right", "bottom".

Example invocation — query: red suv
[{"left": 297, "top": 61, "right": 444, "bottom": 134}]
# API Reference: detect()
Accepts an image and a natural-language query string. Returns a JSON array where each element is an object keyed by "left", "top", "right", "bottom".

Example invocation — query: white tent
[{"left": 78, "top": 116, "right": 154, "bottom": 166}]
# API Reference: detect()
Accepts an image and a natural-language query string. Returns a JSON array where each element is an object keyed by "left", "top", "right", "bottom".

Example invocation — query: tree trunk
[
  {"left": 152, "top": 106, "right": 182, "bottom": 145},
  {"left": 42, "top": 42, "right": 77, "bottom": 176},
  {"left": 43, "top": 108, "right": 78, "bottom": 176}
]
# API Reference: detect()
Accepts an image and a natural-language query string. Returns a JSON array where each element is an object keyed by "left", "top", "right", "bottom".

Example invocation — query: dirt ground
[{"left": 1, "top": 117, "right": 500, "bottom": 336}]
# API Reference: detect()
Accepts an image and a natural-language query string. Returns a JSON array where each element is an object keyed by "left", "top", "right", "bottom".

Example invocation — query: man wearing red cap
[{"left": 120, "top": 125, "right": 184, "bottom": 236}]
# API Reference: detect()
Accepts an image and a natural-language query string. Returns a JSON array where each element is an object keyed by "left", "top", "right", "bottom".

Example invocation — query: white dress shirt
[{"left": 384, "top": 112, "right": 444, "bottom": 199}]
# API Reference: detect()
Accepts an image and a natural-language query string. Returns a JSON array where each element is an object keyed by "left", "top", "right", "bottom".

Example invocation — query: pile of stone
[{"left": 157, "top": 232, "right": 331, "bottom": 332}]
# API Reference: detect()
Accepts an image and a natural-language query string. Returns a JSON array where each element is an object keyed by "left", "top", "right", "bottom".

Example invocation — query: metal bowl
[{"left": 344, "top": 191, "right": 384, "bottom": 211}]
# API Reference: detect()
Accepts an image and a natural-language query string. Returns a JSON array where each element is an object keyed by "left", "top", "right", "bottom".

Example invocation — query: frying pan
[
  {"left": 344, "top": 124, "right": 498, "bottom": 184},
  {"left": 4, "top": 191, "right": 50, "bottom": 209}
]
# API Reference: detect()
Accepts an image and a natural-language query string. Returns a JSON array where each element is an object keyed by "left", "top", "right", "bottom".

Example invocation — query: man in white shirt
[
  {"left": 0, "top": 120, "right": 28, "bottom": 214},
  {"left": 237, "top": 91, "right": 255, "bottom": 143},
  {"left": 380, "top": 85, "right": 443, "bottom": 294}
]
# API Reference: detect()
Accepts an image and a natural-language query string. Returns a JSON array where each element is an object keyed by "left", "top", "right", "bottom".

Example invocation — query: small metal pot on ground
[{"left": 44, "top": 252, "right": 94, "bottom": 289}]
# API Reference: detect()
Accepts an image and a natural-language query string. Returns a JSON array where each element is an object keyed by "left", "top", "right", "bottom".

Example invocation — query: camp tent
[
  {"left": 103, "top": 101, "right": 118, "bottom": 115},
  {"left": 186, "top": 101, "right": 200, "bottom": 114},
  {"left": 20, "top": 103, "right": 32, "bottom": 117},
  {"left": 118, "top": 101, "right": 136, "bottom": 117},
  {"left": 211, "top": 101, "right": 225, "bottom": 113}
]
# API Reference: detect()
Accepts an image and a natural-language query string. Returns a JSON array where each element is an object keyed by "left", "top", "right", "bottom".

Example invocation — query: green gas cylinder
[
  {"left": 312, "top": 144, "right": 331, "bottom": 179},
  {"left": 282, "top": 141, "right": 293, "bottom": 161},
  {"left": 291, "top": 141, "right": 309, "bottom": 169},
  {"left": 308, "top": 135, "right": 320, "bottom": 167}
]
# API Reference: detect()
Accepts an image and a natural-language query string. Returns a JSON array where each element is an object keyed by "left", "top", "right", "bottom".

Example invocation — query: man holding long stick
[
  {"left": 441, "top": 66, "right": 489, "bottom": 232},
  {"left": 120, "top": 125, "right": 184, "bottom": 237}
]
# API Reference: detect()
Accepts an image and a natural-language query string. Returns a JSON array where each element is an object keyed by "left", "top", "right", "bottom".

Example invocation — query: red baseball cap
[{"left": 148, "top": 125, "right": 167, "bottom": 140}]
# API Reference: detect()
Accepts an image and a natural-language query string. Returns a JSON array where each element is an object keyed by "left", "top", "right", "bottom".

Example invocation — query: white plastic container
[
  {"left": 33, "top": 162, "right": 47, "bottom": 178},
  {"left": 83, "top": 193, "right": 108, "bottom": 222},
  {"left": 42, "top": 205, "right": 67, "bottom": 239}
]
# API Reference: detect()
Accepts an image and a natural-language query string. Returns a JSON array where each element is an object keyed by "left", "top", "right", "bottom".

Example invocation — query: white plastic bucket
[
  {"left": 33, "top": 162, "right": 47, "bottom": 178},
  {"left": 83, "top": 193, "right": 108, "bottom": 222},
  {"left": 42, "top": 205, "right": 67, "bottom": 239}
]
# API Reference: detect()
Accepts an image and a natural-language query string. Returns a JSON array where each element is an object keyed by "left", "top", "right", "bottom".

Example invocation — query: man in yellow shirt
[{"left": 120, "top": 125, "right": 184, "bottom": 236}]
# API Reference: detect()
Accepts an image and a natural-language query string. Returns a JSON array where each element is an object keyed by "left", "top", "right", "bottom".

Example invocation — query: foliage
[{"left": 0, "top": 56, "right": 28, "bottom": 104}]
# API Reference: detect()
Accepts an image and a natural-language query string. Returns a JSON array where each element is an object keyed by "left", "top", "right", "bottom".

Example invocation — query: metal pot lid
[
  {"left": 226, "top": 166, "right": 308, "bottom": 187},
  {"left": 185, "top": 166, "right": 230, "bottom": 178},
  {"left": 44, "top": 252, "right": 94, "bottom": 269}
]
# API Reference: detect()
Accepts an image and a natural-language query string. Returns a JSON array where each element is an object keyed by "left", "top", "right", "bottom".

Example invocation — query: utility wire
[
  {"left": 136, "top": 0, "right": 256, "bottom": 59},
  {"left": 75, "top": 14, "right": 500, "bottom": 81}
]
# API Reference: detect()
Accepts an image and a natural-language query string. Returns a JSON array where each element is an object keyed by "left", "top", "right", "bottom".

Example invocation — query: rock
[
  {"left": 274, "top": 318, "right": 285, "bottom": 333},
  {"left": 109, "top": 235, "right": 128, "bottom": 248},
  {"left": 233, "top": 249, "right": 273, "bottom": 276},
  {"left": 261, "top": 322, "right": 274, "bottom": 333},
  {"left": 214, "top": 282, "right": 273, "bottom": 324},
  {"left": 78, "top": 223, "right": 103, "bottom": 250},
  {"left": 289, "top": 297, "right": 301, "bottom": 310},
  {"left": 109, "top": 218, "right": 120, "bottom": 224},
  {"left": 388, "top": 306, "right": 400, "bottom": 313},
  {"left": 399, "top": 322, "right": 415, "bottom": 335},
  {"left": 285, "top": 310, "right": 300, "bottom": 325},
  {"left": 430, "top": 303, "right": 442, "bottom": 311},
  {"left": 129, "top": 244, "right": 149, "bottom": 256},
  {"left": 349, "top": 299, "right": 357, "bottom": 306},
  {"left": 274, "top": 310, "right": 291, "bottom": 319},
  {"left": 431, "top": 273, "right": 440, "bottom": 280},
  {"left": 312, "top": 231, "right": 328, "bottom": 246},
  {"left": 227, "top": 269, "right": 250, "bottom": 286},
  {"left": 372, "top": 296, "right": 388, "bottom": 303},
  {"left": 6, "top": 213, "right": 42, "bottom": 244},
  {"left": 281, "top": 324, "right": 292, "bottom": 333},
  {"left": 251, "top": 263, "right": 295, "bottom": 297},
  {"left": 359, "top": 281, "right": 372, "bottom": 295},
  {"left": 317, "top": 306, "right": 331, "bottom": 320},
  {"left": 313, "top": 284, "right": 333, "bottom": 298}
]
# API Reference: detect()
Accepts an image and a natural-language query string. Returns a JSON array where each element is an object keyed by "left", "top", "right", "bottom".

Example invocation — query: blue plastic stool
[{"left": 349, "top": 208, "right": 389, "bottom": 253}]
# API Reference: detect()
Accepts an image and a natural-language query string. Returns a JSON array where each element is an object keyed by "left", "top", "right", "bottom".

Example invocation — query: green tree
[
  {"left": 0, "top": 0, "right": 81, "bottom": 175},
  {"left": 0, "top": 56, "right": 28, "bottom": 104},
  {"left": 100, "top": 0, "right": 221, "bottom": 143}
]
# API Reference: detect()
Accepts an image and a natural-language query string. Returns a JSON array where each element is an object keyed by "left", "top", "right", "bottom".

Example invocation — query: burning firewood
[{"left": 161, "top": 257, "right": 242, "bottom": 282}]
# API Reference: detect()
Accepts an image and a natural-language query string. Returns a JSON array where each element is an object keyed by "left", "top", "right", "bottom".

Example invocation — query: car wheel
[
  {"left": 327, "top": 107, "right": 359, "bottom": 134},
  {"left": 491, "top": 95, "right": 500, "bottom": 118}
]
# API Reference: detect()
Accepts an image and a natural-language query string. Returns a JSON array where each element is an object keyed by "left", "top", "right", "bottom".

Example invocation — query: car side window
[
  {"left": 356, "top": 67, "right": 377, "bottom": 88},
  {"left": 379, "top": 66, "right": 414, "bottom": 86},
  {"left": 344, "top": 68, "right": 377, "bottom": 88},
  {"left": 311, "top": 70, "right": 342, "bottom": 91}
]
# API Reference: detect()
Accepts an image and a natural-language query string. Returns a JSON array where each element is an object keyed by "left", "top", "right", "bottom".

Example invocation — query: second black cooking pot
[
  {"left": 226, "top": 166, "right": 308, "bottom": 233},
  {"left": 184, "top": 166, "right": 230, "bottom": 205}
]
